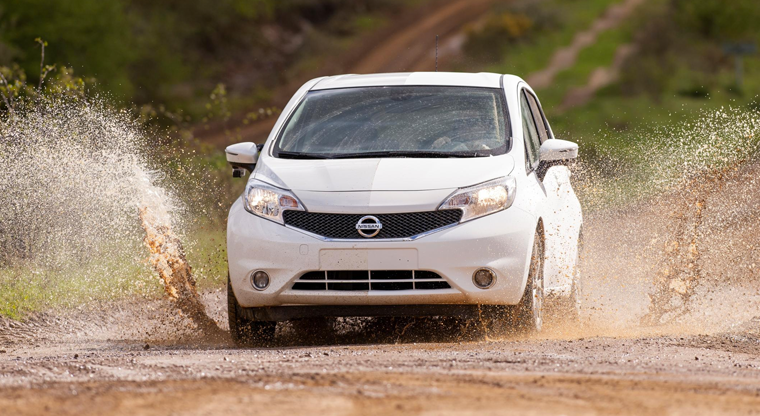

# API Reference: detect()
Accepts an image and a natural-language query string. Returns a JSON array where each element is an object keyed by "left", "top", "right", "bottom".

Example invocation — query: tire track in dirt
[
  {"left": 559, "top": 43, "right": 637, "bottom": 110},
  {"left": 350, "top": 0, "right": 494, "bottom": 74},
  {"left": 198, "top": 0, "right": 497, "bottom": 147},
  {"left": 526, "top": 0, "right": 646, "bottom": 90}
]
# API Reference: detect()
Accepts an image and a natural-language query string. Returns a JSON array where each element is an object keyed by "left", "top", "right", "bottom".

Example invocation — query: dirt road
[
  {"left": 526, "top": 0, "right": 646, "bottom": 90},
  {"left": 4, "top": 164, "right": 760, "bottom": 416},
  {"left": 5, "top": 111, "right": 760, "bottom": 414},
  {"left": 2, "top": 303, "right": 760, "bottom": 416}
]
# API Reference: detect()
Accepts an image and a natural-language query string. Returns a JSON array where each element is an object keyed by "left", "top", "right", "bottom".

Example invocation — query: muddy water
[
  {"left": 576, "top": 108, "right": 760, "bottom": 336},
  {"left": 138, "top": 206, "right": 224, "bottom": 338},
  {"left": 0, "top": 97, "right": 222, "bottom": 337},
  {"left": 2, "top": 103, "right": 760, "bottom": 414}
]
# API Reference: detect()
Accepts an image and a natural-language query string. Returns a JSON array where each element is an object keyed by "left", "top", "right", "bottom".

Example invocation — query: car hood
[{"left": 255, "top": 155, "right": 515, "bottom": 192}]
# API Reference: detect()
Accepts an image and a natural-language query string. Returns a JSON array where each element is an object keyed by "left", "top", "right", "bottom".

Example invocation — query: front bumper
[{"left": 227, "top": 199, "right": 537, "bottom": 308}]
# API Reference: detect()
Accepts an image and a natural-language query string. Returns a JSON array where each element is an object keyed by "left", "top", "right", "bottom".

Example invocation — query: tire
[
  {"left": 227, "top": 276, "right": 276, "bottom": 347},
  {"left": 515, "top": 228, "right": 545, "bottom": 333}
]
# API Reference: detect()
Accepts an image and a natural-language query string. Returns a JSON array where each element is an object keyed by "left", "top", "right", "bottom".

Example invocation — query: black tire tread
[{"left": 227, "top": 276, "right": 276, "bottom": 347}]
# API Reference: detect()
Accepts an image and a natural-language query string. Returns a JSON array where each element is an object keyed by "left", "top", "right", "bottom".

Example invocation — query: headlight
[
  {"left": 243, "top": 180, "right": 305, "bottom": 224},
  {"left": 439, "top": 177, "right": 516, "bottom": 222}
]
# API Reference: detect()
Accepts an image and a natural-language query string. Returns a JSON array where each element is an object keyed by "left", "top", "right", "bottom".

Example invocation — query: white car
[{"left": 225, "top": 72, "right": 582, "bottom": 345}]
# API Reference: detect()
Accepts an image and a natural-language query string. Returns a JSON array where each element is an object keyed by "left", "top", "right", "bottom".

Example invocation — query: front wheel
[
  {"left": 227, "top": 276, "right": 276, "bottom": 347},
  {"left": 515, "top": 228, "right": 544, "bottom": 333}
]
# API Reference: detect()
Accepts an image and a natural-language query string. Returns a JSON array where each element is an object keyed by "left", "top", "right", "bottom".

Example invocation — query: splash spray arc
[
  {"left": 138, "top": 205, "right": 223, "bottom": 336},
  {"left": 132, "top": 160, "right": 225, "bottom": 337},
  {"left": 0, "top": 96, "right": 225, "bottom": 337},
  {"left": 642, "top": 163, "right": 742, "bottom": 325}
]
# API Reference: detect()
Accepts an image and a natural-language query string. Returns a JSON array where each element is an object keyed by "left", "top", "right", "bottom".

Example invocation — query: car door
[{"left": 521, "top": 88, "right": 582, "bottom": 295}]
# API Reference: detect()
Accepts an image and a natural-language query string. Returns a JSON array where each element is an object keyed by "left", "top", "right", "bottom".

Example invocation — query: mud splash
[
  {"left": 0, "top": 96, "right": 222, "bottom": 337},
  {"left": 577, "top": 107, "right": 760, "bottom": 332},
  {"left": 139, "top": 204, "right": 224, "bottom": 337},
  {"left": 641, "top": 163, "right": 742, "bottom": 325}
]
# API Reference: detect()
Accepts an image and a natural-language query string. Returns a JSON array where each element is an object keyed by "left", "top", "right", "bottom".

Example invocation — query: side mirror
[
  {"left": 537, "top": 139, "right": 578, "bottom": 180},
  {"left": 226, "top": 142, "right": 260, "bottom": 178},
  {"left": 539, "top": 139, "right": 578, "bottom": 163}
]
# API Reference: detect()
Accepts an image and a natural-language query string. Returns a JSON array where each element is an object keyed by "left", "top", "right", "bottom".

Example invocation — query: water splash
[
  {"left": 575, "top": 106, "right": 760, "bottom": 332},
  {"left": 0, "top": 96, "right": 222, "bottom": 336},
  {"left": 138, "top": 203, "right": 223, "bottom": 336}
]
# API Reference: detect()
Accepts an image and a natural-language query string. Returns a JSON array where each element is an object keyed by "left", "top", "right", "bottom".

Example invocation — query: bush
[
  {"left": 0, "top": 0, "right": 407, "bottom": 113},
  {"left": 618, "top": 0, "right": 757, "bottom": 101},
  {"left": 464, "top": 12, "right": 534, "bottom": 60}
]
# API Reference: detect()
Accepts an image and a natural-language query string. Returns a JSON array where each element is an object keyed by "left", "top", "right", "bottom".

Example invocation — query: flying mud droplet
[
  {"left": 642, "top": 162, "right": 742, "bottom": 325},
  {"left": 0, "top": 96, "right": 225, "bottom": 338},
  {"left": 138, "top": 204, "right": 224, "bottom": 338},
  {"left": 576, "top": 107, "right": 760, "bottom": 331}
]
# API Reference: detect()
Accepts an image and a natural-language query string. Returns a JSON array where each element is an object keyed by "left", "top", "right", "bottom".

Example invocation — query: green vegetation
[
  {"left": 464, "top": 0, "right": 760, "bottom": 208},
  {"left": 0, "top": 225, "right": 228, "bottom": 319},
  {"left": 4, "top": 0, "right": 760, "bottom": 318},
  {"left": 461, "top": 0, "right": 622, "bottom": 76},
  {"left": 0, "top": 0, "right": 412, "bottom": 116},
  {"left": 551, "top": 0, "right": 760, "bottom": 147},
  {"left": 0, "top": 253, "right": 156, "bottom": 320}
]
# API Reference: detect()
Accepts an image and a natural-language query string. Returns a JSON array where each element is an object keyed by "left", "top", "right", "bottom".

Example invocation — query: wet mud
[
  {"left": 138, "top": 207, "right": 225, "bottom": 340},
  {"left": 3, "top": 100, "right": 760, "bottom": 414},
  {"left": 3, "top": 159, "right": 760, "bottom": 414}
]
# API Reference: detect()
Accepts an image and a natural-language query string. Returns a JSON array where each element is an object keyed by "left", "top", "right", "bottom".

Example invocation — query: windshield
[{"left": 273, "top": 86, "right": 510, "bottom": 159}]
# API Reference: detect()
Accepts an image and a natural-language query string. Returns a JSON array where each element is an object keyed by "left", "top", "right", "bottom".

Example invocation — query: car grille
[
  {"left": 282, "top": 209, "right": 462, "bottom": 239},
  {"left": 291, "top": 270, "right": 452, "bottom": 291}
]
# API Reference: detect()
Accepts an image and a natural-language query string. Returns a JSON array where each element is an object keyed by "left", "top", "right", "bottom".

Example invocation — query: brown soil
[
  {"left": 1, "top": 312, "right": 760, "bottom": 416},
  {"left": 350, "top": 0, "right": 495, "bottom": 75},
  {"left": 138, "top": 207, "right": 224, "bottom": 339},
  {"left": 3, "top": 157, "right": 760, "bottom": 414}
]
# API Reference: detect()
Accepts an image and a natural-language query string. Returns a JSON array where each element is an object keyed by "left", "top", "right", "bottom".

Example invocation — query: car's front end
[
  {"left": 226, "top": 75, "right": 541, "bottom": 326},
  {"left": 229, "top": 179, "right": 536, "bottom": 310}
]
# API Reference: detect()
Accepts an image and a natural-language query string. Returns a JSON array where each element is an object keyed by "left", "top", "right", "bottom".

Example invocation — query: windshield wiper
[
  {"left": 276, "top": 151, "right": 332, "bottom": 159},
  {"left": 277, "top": 150, "right": 483, "bottom": 159},
  {"left": 328, "top": 151, "right": 472, "bottom": 159}
]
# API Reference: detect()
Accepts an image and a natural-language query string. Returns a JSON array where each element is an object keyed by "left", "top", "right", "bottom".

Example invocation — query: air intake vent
[
  {"left": 282, "top": 210, "right": 462, "bottom": 240},
  {"left": 291, "top": 270, "right": 451, "bottom": 291}
]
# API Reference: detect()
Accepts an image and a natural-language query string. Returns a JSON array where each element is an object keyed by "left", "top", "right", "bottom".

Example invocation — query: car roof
[{"left": 311, "top": 72, "right": 524, "bottom": 91}]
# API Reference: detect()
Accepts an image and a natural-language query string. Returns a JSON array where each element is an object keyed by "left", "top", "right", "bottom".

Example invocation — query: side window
[
  {"left": 525, "top": 91, "right": 550, "bottom": 143},
  {"left": 520, "top": 91, "right": 540, "bottom": 171}
]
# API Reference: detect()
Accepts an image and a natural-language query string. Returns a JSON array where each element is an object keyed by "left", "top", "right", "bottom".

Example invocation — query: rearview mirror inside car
[{"left": 226, "top": 142, "right": 260, "bottom": 177}]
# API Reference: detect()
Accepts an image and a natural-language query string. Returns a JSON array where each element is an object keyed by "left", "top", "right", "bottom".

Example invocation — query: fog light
[
  {"left": 251, "top": 271, "right": 270, "bottom": 290},
  {"left": 473, "top": 268, "right": 496, "bottom": 289}
]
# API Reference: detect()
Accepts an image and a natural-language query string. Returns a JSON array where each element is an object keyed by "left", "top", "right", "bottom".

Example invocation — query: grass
[
  {"left": 0, "top": 255, "right": 157, "bottom": 320},
  {"left": 0, "top": 223, "right": 230, "bottom": 319},
  {"left": 538, "top": 24, "right": 634, "bottom": 110},
  {"left": 484, "top": 0, "right": 622, "bottom": 77},
  {"left": 183, "top": 225, "right": 229, "bottom": 290}
]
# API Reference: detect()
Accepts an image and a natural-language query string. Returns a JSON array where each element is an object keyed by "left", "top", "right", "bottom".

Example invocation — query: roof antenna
[{"left": 435, "top": 35, "right": 439, "bottom": 72}]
